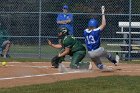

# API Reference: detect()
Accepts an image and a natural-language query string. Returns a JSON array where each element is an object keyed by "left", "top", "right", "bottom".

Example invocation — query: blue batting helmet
[{"left": 88, "top": 19, "right": 99, "bottom": 28}]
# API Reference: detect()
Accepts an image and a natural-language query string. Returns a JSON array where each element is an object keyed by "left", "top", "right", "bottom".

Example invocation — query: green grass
[
  {"left": 1, "top": 56, "right": 140, "bottom": 64},
  {"left": 0, "top": 76, "right": 140, "bottom": 93},
  {"left": 11, "top": 45, "right": 59, "bottom": 54},
  {"left": 10, "top": 42, "right": 120, "bottom": 54},
  {"left": 0, "top": 57, "right": 50, "bottom": 62},
  {"left": 3, "top": 43, "right": 140, "bottom": 63}
]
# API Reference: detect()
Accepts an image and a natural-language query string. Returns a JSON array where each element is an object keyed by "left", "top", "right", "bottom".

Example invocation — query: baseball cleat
[
  {"left": 88, "top": 62, "right": 93, "bottom": 70},
  {"left": 115, "top": 53, "right": 120, "bottom": 66}
]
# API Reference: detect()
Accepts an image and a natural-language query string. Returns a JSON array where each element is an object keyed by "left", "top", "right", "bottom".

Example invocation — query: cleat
[
  {"left": 115, "top": 55, "right": 120, "bottom": 66},
  {"left": 88, "top": 62, "right": 93, "bottom": 70}
]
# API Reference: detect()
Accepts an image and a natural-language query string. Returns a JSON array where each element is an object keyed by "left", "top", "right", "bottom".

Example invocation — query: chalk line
[
  {"left": 0, "top": 70, "right": 86, "bottom": 81},
  {"left": 6, "top": 65, "right": 52, "bottom": 68}
]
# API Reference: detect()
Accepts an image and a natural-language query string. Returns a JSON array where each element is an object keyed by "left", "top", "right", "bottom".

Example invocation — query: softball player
[
  {"left": 83, "top": 6, "right": 119, "bottom": 71},
  {"left": 48, "top": 27, "right": 92, "bottom": 69},
  {"left": 0, "top": 27, "right": 11, "bottom": 58}
]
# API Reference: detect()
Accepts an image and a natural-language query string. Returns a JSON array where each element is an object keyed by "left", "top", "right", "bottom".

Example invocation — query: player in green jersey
[{"left": 48, "top": 27, "right": 92, "bottom": 69}]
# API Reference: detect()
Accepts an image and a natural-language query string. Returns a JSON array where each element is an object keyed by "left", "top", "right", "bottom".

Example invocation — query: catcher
[{"left": 48, "top": 27, "right": 92, "bottom": 69}]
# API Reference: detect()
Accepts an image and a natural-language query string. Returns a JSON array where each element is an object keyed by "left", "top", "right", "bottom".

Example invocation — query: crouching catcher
[{"left": 48, "top": 27, "right": 92, "bottom": 70}]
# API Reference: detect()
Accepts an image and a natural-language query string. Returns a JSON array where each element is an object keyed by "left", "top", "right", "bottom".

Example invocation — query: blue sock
[{"left": 97, "top": 64, "right": 104, "bottom": 69}]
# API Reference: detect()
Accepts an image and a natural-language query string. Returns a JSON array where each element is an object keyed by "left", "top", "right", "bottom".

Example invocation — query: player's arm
[
  {"left": 57, "top": 19, "right": 71, "bottom": 24},
  {"left": 58, "top": 37, "right": 73, "bottom": 57},
  {"left": 47, "top": 39, "right": 62, "bottom": 49},
  {"left": 65, "top": 14, "right": 73, "bottom": 23},
  {"left": 64, "top": 19, "right": 71, "bottom": 23},
  {"left": 56, "top": 14, "right": 66, "bottom": 24},
  {"left": 57, "top": 20, "right": 67, "bottom": 24},
  {"left": 57, "top": 14, "right": 73, "bottom": 24},
  {"left": 99, "top": 6, "right": 106, "bottom": 31},
  {"left": 58, "top": 47, "right": 70, "bottom": 57}
]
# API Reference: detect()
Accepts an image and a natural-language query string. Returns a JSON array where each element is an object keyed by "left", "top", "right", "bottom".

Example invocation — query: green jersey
[{"left": 61, "top": 35, "right": 86, "bottom": 54}]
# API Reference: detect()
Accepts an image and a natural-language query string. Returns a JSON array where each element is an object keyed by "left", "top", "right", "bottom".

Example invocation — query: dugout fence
[{"left": 0, "top": 0, "right": 140, "bottom": 61}]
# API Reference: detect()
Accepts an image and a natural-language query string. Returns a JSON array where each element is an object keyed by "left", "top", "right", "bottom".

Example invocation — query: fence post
[
  {"left": 128, "top": 0, "right": 132, "bottom": 61},
  {"left": 38, "top": 0, "right": 42, "bottom": 59}
]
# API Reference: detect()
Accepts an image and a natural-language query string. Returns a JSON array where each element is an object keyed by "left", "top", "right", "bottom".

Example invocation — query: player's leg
[
  {"left": 88, "top": 47, "right": 114, "bottom": 71},
  {"left": 0, "top": 47, "right": 3, "bottom": 57},
  {"left": 101, "top": 48, "right": 119, "bottom": 66},
  {"left": 70, "top": 51, "right": 90, "bottom": 69},
  {"left": 89, "top": 47, "right": 118, "bottom": 66},
  {"left": 91, "top": 57, "right": 104, "bottom": 69},
  {"left": 105, "top": 52, "right": 118, "bottom": 66},
  {"left": 91, "top": 57, "right": 113, "bottom": 71},
  {"left": 88, "top": 48, "right": 105, "bottom": 70},
  {"left": 1, "top": 40, "right": 11, "bottom": 58},
  {"left": 88, "top": 47, "right": 105, "bottom": 58}
]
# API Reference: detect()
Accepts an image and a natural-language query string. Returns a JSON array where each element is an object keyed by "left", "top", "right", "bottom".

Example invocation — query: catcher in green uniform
[{"left": 48, "top": 27, "right": 92, "bottom": 69}]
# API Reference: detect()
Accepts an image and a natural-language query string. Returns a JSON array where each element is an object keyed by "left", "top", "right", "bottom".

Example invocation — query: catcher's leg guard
[{"left": 70, "top": 51, "right": 86, "bottom": 69}]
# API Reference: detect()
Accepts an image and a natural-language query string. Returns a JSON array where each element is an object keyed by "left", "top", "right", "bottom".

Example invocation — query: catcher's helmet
[
  {"left": 88, "top": 19, "right": 99, "bottom": 28},
  {"left": 58, "top": 27, "right": 69, "bottom": 35}
]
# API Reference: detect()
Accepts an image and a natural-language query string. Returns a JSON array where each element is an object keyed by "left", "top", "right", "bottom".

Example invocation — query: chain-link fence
[{"left": 0, "top": 0, "right": 140, "bottom": 61}]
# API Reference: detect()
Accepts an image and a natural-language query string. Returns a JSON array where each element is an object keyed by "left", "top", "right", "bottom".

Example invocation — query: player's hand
[
  {"left": 47, "top": 39, "right": 52, "bottom": 46},
  {"left": 65, "top": 20, "right": 71, "bottom": 23},
  {"left": 101, "top": 6, "right": 105, "bottom": 14},
  {"left": 61, "top": 21, "right": 67, "bottom": 24}
]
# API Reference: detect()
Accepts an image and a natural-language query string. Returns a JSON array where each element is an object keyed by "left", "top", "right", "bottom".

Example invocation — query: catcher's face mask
[{"left": 57, "top": 27, "right": 68, "bottom": 37}]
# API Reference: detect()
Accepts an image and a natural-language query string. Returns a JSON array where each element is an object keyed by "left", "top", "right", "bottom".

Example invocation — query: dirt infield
[{"left": 0, "top": 62, "right": 140, "bottom": 88}]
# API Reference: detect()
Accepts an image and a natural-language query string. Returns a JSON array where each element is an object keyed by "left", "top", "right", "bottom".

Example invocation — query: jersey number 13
[{"left": 86, "top": 35, "right": 95, "bottom": 44}]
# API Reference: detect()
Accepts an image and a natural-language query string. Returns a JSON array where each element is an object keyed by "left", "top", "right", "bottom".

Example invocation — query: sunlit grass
[{"left": 0, "top": 76, "right": 140, "bottom": 93}]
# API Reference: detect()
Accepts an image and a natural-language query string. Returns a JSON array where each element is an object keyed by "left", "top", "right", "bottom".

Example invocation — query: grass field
[
  {"left": 0, "top": 76, "right": 139, "bottom": 93},
  {"left": 8, "top": 42, "right": 138, "bottom": 61},
  {"left": 11, "top": 45, "right": 59, "bottom": 54},
  {"left": 0, "top": 43, "right": 139, "bottom": 93},
  {"left": 10, "top": 42, "right": 121, "bottom": 54}
]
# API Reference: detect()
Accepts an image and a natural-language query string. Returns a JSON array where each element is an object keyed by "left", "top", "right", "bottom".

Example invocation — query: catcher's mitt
[{"left": 51, "top": 55, "right": 64, "bottom": 68}]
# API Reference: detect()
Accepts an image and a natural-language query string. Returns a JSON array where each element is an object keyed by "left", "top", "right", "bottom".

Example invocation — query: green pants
[{"left": 70, "top": 51, "right": 90, "bottom": 69}]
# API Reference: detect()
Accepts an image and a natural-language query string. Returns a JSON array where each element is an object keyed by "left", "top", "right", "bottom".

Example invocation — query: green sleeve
[{"left": 62, "top": 36, "right": 75, "bottom": 48}]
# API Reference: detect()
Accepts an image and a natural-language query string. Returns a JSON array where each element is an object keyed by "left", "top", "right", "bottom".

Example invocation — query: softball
[{"left": 1, "top": 61, "right": 7, "bottom": 66}]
